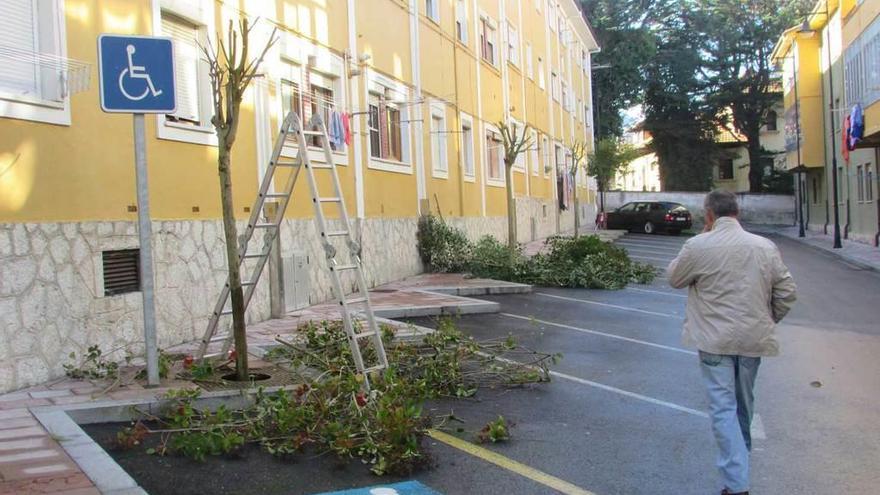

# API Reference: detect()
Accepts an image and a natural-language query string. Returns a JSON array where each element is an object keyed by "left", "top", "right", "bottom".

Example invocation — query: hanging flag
[
  {"left": 843, "top": 115, "right": 851, "bottom": 164},
  {"left": 849, "top": 103, "right": 864, "bottom": 150}
]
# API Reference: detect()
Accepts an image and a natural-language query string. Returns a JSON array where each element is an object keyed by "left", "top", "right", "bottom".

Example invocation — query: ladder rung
[
  {"left": 218, "top": 309, "right": 233, "bottom": 316},
  {"left": 274, "top": 161, "right": 299, "bottom": 167},
  {"left": 343, "top": 296, "right": 368, "bottom": 305},
  {"left": 309, "top": 164, "right": 333, "bottom": 170},
  {"left": 302, "top": 130, "right": 323, "bottom": 136},
  {"left": 355, "top": 331, "right": 377, "bottom": 339},
  {"left": 264, "top": 192, "right": 289, "bottom": 199},
  {"left": 324, "top": 230, "right": 349, "bottom": 237},
  {"left": 332, "top": 264, "right": 358, "bottom": 272},
  {"left": 241, "top": 280, "right": 257, "bottom": 286},
  {"left": 254, "top": 222, "right": 279, "bottom": 229},
  {"left": 317, "top": 197, "right": 341, "bottom": 203},
  {"left": 243, "top": 253, "right": 265, "bottom": 259},
  {"left": 363, "top": 365, "right": 386, "bottom": 373},
  {"left": 209, "top": 334, "right": 230, "bottom": 343}
]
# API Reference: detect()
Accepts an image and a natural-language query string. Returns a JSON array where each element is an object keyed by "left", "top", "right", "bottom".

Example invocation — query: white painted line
[
  {"left": 616, "top": 241, "right": 683, "bottom": 252},
  {"left": 625, "top": 287, "right": 688, "bottom": 298},
  {"left": 550, "top": 370, "right": 709, "bottom": 418},
  {"left": 536, "top": 292, "right": 682, "bottom": 318},
  {"left": 501, "top": 313, "right": 696, "bottom": 355},
  {"left": 751, "top": 413, "right": 767, "bottom": 440}
]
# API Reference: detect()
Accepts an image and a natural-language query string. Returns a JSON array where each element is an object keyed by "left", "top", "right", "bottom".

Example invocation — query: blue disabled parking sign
[{"left": 98, "top": 34, "right": 176, "bottom": 113}]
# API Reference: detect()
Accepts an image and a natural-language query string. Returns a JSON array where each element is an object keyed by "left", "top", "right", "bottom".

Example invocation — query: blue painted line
[{"left": 313, "top": 480, "right": 443, "bottom": 495}]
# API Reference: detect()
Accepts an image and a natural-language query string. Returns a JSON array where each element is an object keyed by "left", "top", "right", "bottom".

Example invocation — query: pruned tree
[
  {"left": 202, "top": 19, "right": 277, "bottom": 380},
  {"left": 569, "top": 141, "right": 589, "bottom": 237},
  {"left": 586, "top": 138, "right": 637, "bottom": 214},
  {"left": 498, "top": 122, "right": 533, "bottom": 251}
]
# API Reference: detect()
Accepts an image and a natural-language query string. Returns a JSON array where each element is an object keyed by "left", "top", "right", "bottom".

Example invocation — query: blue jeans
[{"left": 699, "top": 351, "right": 761, "bottom": 493}]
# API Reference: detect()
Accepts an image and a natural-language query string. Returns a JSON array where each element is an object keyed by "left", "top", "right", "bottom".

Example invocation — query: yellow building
[
  {"left": 712, "top": 98, "right": 786, "bottom": 193},
  {"left": 772, "top": 0, "right": 880, "bottom": 245},
  {"left": 615, "top": 128, "right": 660, "bottom": 192},
  {"left": 0, "top": 0, "right": 599, "bottom": 392}
]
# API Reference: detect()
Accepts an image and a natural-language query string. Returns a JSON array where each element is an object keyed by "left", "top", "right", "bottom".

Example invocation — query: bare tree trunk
[
  {"left": 505, "top": 162, "right": 517, "bottom": 251},
  {"left": 573, "top": 189, "right": 580, "bottom": 238},
  {"left": 217, "top": 145, "right": 249, "bottom": 380},
  {"left": 747, "top": 131, "right": 764, "bottom": 193}
]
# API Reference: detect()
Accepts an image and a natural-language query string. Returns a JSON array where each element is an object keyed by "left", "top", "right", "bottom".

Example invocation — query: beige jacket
[{"left": 667, "top": 217, "right": 797, "bottom": 357}]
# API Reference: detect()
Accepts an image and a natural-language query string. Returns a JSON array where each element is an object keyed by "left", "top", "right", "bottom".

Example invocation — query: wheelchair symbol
[{"left": 118, "top": 44, "right": 163, "bottom": 101}]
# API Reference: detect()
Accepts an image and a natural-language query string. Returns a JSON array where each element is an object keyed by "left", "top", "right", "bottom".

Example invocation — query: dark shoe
[{"left": 721, "top": 490, "right": 749, "bottom": 495}]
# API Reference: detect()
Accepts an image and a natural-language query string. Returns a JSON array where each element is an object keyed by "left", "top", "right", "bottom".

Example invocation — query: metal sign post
[{"left": 99, "top": 34, "right": 176, "bottom": 387}]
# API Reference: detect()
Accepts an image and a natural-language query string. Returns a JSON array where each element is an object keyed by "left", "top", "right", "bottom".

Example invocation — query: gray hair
[{"left": 704, "top": 190, "right": 739, "bottom": 217}]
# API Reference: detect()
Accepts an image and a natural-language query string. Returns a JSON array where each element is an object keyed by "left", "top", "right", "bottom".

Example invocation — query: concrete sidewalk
[{"left": 748, "top": 224, "right": 880, "bottom": 272}]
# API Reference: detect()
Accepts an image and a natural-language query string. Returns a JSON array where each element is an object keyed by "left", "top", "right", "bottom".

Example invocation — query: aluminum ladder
[{"left": 197, "top": 111, "right": 388, "bottom": 389}]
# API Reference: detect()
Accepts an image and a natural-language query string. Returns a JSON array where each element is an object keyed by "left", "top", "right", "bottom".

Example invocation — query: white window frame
[
  {"left": 430, "top": 102, "right": 448, "bottom": 178},
  {"left": 479, "top": 13, "right": 498, "bottom": 68},
  {"left": 506, "top": 22, "right": 520, "bottom": 67},
  {"left": 426, "top": 0, "right": 440, "bottom": 23},
  {"left": 365, "top": 72, "right": 412, "bottom": 174},
  {"left": 460, "top": 112, "right": 476, "bottom": 182},
  {"left": 276, "top": 51, "right": 349, "bottom": 166},
  {"left": 542, "top": 135, "right": 551, "bottom": 175},
  {"left": 153, "top": 0, "right": 217, "bottom": 146},
  {"left": 0, "top": 0, "right": 70, "bottom": 125},
  {"left": 551, "top": 71, "right": 560, "bottom": 101},
  {"left": 510, "top": 119, "right": 526, "bottom": 171},
  {"left": 455, "top": 0, "right": 468, "bottom": 45},
  {"left": 484, "top": 123, "right": 505, "bottom": 187},
  {"left": 538, "top": 57, "right": 545, "bottom": 90},
  {"left": 526, "top": 43, "right": 534, "bottom": 79},
  {"left": 530, "top": 130, "right": 539, "bottom": 176}
]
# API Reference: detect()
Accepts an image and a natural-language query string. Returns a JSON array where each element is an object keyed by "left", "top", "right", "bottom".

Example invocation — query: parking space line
[
  {"left": 617, "top": 246, "right": 682, "bottom": 256},
  {"left": 615, "top": 241, "right": 683, "bottom": 251},
  {"left": 501, "top": 313, "right": 696, "bottom": 355},
  {"left": 535, "top": 293, "right": 682, "bottom": 318},
  {"left": 427, "top": 430, "right": 597, "bottom": 495},
  {"left": 548, "top": 370, "right": 709, "bottom": 418},
  {"left": 624, "top": 287, "right": 687, "bottom": 298}
]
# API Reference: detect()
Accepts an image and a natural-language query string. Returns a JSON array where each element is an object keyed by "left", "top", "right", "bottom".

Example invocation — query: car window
[
  {"left": 650, "top": 203, "right": 664, "bottom": 211},
  {"left": 618, "top": 203, "right": 636, "bottom": 212},
  {"left": 635, "top": 203, "right": 650, "bottom": 212}
]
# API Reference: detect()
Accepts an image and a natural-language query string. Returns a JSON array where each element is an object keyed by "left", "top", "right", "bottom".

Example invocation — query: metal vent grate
[{"left": 102, "top": 249, "right": 140, "bottom": 296}]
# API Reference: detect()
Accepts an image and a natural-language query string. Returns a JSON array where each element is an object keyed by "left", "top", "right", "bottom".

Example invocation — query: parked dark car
[{"left": 605, "top": 201, "right": 692, "bottom": 235}]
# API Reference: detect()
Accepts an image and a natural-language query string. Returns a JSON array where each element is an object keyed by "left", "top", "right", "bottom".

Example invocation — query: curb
[{"left": 748, "top": 225, "right": 879, "bottom": 273}]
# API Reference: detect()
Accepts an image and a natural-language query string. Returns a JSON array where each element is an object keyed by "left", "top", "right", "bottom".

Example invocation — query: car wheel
[{"left": 643, "top": 221, "right": 655, "bottom": 234}]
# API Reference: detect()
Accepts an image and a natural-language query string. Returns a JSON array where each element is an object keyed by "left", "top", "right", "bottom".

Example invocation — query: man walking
[{"left": 667, "top": 190, "right": 797, "bottom": 495}]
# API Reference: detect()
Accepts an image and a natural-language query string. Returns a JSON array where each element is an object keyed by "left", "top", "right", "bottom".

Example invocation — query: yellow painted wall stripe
[{"left": 427, "top": 429, "right": 596, "bottom": 495}]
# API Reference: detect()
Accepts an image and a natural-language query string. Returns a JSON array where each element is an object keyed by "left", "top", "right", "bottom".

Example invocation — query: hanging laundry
[
  {"left": 341, "top": 113, "right": 352, "bottom": 146},
  {"left": 329, "top": 111, "right": 345, "bottom": 149}
]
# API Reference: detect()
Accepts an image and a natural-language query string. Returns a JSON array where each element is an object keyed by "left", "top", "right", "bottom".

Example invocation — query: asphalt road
[
  {"left": 87, "top": 230, "right": 880, "bottom": 494},
  {"left": 407, "top": 231, "right": 880, "bottom": 494}
]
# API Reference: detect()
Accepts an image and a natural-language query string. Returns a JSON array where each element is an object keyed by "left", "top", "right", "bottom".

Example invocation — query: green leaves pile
[
  {"left": 118, "top": 319, "right": 556, "bottom": 476},
  {"left": 417, "top": 216, "right": 657, "bottom": 290}
]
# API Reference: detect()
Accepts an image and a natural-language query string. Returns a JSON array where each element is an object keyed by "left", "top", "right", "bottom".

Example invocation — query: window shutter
[
  {"left": 162, "top": 14, "right": 201, "bottom": 124},
  {"left": 0, "top": 0, "right": 39, "bottom": 97},
  {"left": 102, "top": 249, "right": 141, "bottom": 296},
  {"left": 379, "top": 97, "right": 389, "bottom": 159}
]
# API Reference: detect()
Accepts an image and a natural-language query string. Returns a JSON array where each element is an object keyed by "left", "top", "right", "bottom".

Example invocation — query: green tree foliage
[
  {"left": 703, "top": 0, "right": 813, "bottom": 192},
  {"left": 586, "top": 138, "right": 638, "bottom": 210}
]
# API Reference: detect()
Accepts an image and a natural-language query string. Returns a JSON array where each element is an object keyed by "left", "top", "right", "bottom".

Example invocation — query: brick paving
[{"left": 0, "top": 273, "right": 531, "bottom": 494}]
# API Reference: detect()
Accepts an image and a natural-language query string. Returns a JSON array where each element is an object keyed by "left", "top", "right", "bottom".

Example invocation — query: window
[
  {"left": 157, "top": 2, "right": 216, "bottom": 145},
  {"left": 551, "top": 71, "right": 560, "bottom": 101},
  {"left": 857, "top": 165, "right": 865, "bottom": 202},
  {"left": 163, "top": 14, "right": 206, "bottom": 126},
  {"left": 430, "top": 107, "right": 448, "bottom": 177},
  {"left": 0, "top": 0, "right": 69, "bottom": 124},
  {"left": 866, "top": 164, "right": 874, "bottom": 201},
  {"left": 530, "top": 131, "right": 539, "bottom": 176},
  {"left": 426, "top": 0, "right": 439, "bottom": 22},
  {"left": 542, "top": 136, "right": 551, "bottom": 174},
  {"left": 506, "top": 23, "right": 519, "bottom": 66},
  {"left": 102, "top": 249, "right": 141, "bottom": 296},
  {"left": 561, "top": 82, "right": 568, "bottom": 110},
  {"left": 368, "top": 93, "right": 403, "bottom": 162},
  {"left": 485, "top": 128, "right": 503, "bottom": 181},
  {"left": 718, "top": 159, "right": 734, "bottom": 180},
  {"left": 480, "top": 17, "right": 497, "bottom": 66},
  {"left": 456, "top": 0, "right": 468, "bottom": 44},
  {"left": 764, "top": 110, "right": 778, "bottom": 131},
  {"left": 526, "top": 43, "right": 533, "bottom": 79},
  {"left": 538, "top": 57, "right": 545, "bottom": 89},
  {"left": 548, "top": 2, "right": 555, "bottom": 31},
  {"left": 280, "top": 65, "right": 345, "bottom": 152},
  {"left": 461, "top": 117, "right": 475, "bottom": 178},
  {"left": 812, "top": 176, "right": 820, "bottom": 204},
  {"left": 511, "top": 121, "right": 525, "bottom": 170},
  {"left": 536, "top": 0, "right": 542, "bottom": 13}
]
